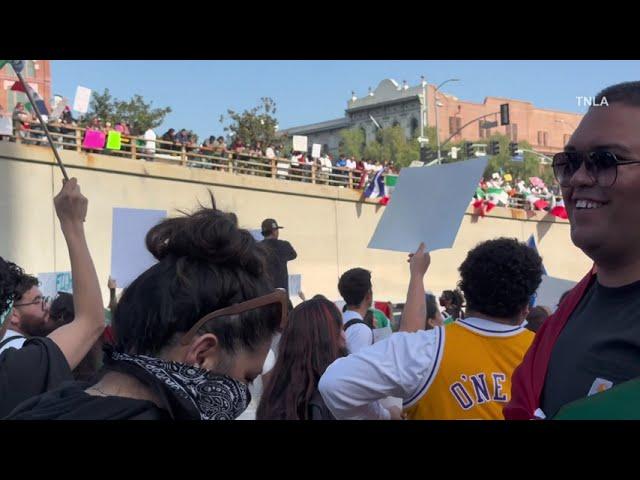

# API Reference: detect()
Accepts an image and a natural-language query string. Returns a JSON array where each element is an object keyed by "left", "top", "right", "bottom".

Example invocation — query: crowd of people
[
  {"left": 1, "top": 81, "right": 639, "bottom": 420},
  {"left": 475, "top": 171, "right": 563, "bottom": 212},
  {"left": 1, "top": 106, "right": 401, "bottom": 189}
]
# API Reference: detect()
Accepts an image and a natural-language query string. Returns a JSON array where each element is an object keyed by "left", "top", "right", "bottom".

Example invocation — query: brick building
[
  {"left": 281, "top": 78, "right": 583, "bottom": 158},
  {"left": 0, "top": 60, "right": 52, "bottom": 113}
]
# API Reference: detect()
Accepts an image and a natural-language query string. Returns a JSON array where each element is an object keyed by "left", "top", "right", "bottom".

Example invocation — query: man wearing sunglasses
[
  {"left": 0, "top": 274, "right": 51, "bottom": 354},
  {"left": 506, "top": 81, "right": 640, "bottom": 419}
]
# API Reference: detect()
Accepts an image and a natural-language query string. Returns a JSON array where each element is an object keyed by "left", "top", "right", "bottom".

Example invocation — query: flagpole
[{"left": 12, "top": 64, "right": 69, "bottom": 180}]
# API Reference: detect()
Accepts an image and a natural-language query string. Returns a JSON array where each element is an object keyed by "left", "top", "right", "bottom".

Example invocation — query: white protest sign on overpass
[
  {"left": 72, "top": 86, "right": 92, "bottom": 114},
  {"left": 292, "top": 135, "right": 308, "bottom": 153},
  {"left": 49, "top": 98, "right": 68, "bottom": 121},
  {"left": 368, "top": 156, "right": 489, "bottom": 253}
]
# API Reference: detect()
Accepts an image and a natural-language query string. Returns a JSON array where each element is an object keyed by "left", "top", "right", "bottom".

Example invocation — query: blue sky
[{"left": 52, "top": 60, "right": 640, "bottom": 140}]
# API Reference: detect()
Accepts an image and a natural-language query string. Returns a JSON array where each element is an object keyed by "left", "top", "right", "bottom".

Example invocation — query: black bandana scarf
[{"left": 104, "top": 347, "right": 251, "bottom": 420}]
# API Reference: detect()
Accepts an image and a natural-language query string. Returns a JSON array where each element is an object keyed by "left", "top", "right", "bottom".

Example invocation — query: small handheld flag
[{"left": 9, "top": 61, "right": 68, "bottom": 180}]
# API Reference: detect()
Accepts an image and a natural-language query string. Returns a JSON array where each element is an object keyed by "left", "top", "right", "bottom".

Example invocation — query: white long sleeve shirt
[
  {"left": 319, "top": 318, "right": 526, "bottom": 420},
  {"left": 319, "top": 328, "right": 441, "bottom": 420}
]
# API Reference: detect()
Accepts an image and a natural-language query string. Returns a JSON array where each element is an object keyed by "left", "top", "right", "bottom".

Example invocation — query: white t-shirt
[
  {"left": 0, "top": 329, "right": 26, "bottom": 354},
  {"left": 144, "top": 129, "right": 157, "bottom": 152},
  {"left": 342, "top": 310, "right": 374, "bottom": 355},
  {"left": 265, "top": 147, "right": 275, "bottom": 159}
]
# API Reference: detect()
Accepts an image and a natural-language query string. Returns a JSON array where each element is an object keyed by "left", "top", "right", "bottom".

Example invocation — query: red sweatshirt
[{"left": 504, "top": 266, "right": 597, "bottom": 419}]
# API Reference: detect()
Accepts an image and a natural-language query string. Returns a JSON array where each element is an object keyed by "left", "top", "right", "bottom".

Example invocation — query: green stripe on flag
[
  {"left": 0, "top": 61, "right": 9, "bottom": 70},
  {"left": 487, "top": 187, "right": 504, "bottom": 195},
  {"left": 384, "top": 175, "right": 398, "bottom": 187}
]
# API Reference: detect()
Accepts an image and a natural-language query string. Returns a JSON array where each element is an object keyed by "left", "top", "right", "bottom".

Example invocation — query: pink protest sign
[
  {"left": 529, "top": 176, "right": 544, "bottom": 188},
  {"left": 83, "top": 129, "right": 106, "bottom": 149}
]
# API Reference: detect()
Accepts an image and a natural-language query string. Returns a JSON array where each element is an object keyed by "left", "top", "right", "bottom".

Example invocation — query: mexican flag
[
  {"left": 380, "top": 174, "right": 398, "bottom": 206},
  {"left": 486, "top": 186, "right": 509, "bottom": 206},
  {"left": 526, "top": 193, "right": 549, "bottom": 211},
  {"left": 550, "top": 197, "right": 568, "bottom": 219},
  {"left": 472, "top": 199, "right": 496, "bottom": 217}
]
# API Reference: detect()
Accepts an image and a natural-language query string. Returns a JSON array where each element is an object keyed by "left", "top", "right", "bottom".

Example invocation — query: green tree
[
  {"left": 113, "top": 94, "right": 172, "bottom": 135},
  {"left": 442, "top": 132, "right": 554, "bottom": 183},
  {"left": 86, "top": 88, "right": 115, "bottom": 124},
  {"left": 341, "top": 125, "right": 423, "bottom": 167},
  {"left": 338, "top": 127, "right": 366, "bottom": 158},
  {"left": 219, "top": 97, "right": 279, "bottom": 147},
  {"left": 83, "top": 89, "right": 172, "bottom": 135}
]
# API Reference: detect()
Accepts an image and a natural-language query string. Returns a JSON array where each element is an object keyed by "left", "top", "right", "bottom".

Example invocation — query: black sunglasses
[{"left": 552, "top": 150, "right": 640, "bottom": 187}]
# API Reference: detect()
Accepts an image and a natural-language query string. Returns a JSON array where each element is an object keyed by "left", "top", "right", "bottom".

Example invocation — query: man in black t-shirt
[
  {"left": 507, "top": 81, "right": 640, "bottom": 419},
  {"left": 0, "top": 178, "right": 106, "bottom": 418},
  {"left": 259, "top": 218, "right": 297, "bottom": 295}
]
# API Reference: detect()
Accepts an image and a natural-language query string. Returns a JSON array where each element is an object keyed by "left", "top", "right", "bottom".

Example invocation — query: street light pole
[
  {"left": 420, "top": 76, "right": 427, "bottom": 139},
  {"left": 434, "top": 78, "right": 459, "bottom": 164}
]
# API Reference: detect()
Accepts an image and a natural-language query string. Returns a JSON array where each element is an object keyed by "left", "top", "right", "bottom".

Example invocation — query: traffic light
[
  {"left": 488, "top": 140, "right": 500, "bottom": 156},
  {"left": 464, "top": 142, "right": 474, "bottom": 158},
  {"left": 500, "top": 104, "right": 510, "bottom": 125},
  {"left": 509, "top": 142, "right": 519, "bottom": 156}
]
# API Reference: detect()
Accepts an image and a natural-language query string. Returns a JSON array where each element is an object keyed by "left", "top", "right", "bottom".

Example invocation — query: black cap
[{"left": 261, "top": 218, "right": 283, "bottom": 235}]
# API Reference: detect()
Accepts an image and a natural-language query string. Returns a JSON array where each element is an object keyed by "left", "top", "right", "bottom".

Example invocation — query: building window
[
  {"left": 537, "top": 131, "right": 549, "bottom": 146},
  {"left": 6, "top": 90, "right": 28, "bottom": 112},
  {"left": 25, "top": 61, "right": 36, "bottom": 78},
  {"left": 410, "top": 117, "right": 419, "bottom": 138},
  {"left": 449, "top": 116, "right": 461, "bottom": 135}
]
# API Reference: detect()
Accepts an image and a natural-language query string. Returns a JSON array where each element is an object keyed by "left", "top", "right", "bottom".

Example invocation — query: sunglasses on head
[
  {"left": 552, "top": 150, "right": 640, "bottom": 187},
  {"left": 180, "top": 289, "right": 288, "bottom": 346}
]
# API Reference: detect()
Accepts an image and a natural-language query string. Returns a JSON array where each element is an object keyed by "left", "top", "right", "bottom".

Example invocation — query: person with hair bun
[{"left": 8, "top": 195, "right": 285, "bottom": 420}]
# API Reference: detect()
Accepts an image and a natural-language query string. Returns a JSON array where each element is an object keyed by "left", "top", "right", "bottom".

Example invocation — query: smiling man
[{"left": 505, "top": 81, "right": 640, "bottom": 419}]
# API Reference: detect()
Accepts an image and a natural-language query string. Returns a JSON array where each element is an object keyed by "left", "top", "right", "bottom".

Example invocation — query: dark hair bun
[{"left": 145, "top": 202, "right": 265, "bottom": 276}]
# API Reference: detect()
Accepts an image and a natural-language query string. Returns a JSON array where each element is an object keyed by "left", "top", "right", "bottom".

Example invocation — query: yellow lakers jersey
[{"left": 404, "top": 319, "right": 534, "bottom": 420}]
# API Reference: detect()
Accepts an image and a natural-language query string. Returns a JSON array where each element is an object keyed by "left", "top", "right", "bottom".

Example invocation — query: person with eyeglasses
[
  {"left": 506, "top": 81, "right": 640, "bottom": 420},
  {"left": 0, "top": 178, "right": 105, "bottom": 418},
  {"left": 0, "top": 275, "right": 50, "bottom": 354},
  {"left": 7, "top": 198, "right": 284, "bottom": 420}
]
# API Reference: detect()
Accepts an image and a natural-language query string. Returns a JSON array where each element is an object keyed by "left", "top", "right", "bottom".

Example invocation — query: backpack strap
[
  {"left": 0, "top": 335, "right": 25, "bottom": 350},
  {"left": 344, "top": 319, "right": 374, "bottom": 345},
  {"left": 344, "top": 319, "right": 368, "bottom": 331}
]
